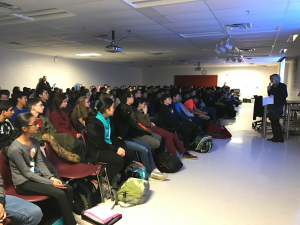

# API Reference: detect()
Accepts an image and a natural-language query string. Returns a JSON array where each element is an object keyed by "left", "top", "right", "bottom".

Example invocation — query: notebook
[{"left": 81, "top": 205, "right": 122, "bottom": 225}]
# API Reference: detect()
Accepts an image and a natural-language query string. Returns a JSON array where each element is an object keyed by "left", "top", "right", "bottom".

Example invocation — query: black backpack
[
  {"left": 69, "top": 179, "right": 101, "bottom": 215},
  {"left": 154, "top": 152, "right": 183, "bottom": 173}
]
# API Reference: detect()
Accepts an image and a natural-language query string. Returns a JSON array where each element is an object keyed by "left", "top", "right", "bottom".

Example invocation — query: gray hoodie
[
  {"left": 0, "top": 176, "right": 5, "bottom": 207},
  {"left": 8, "top": 138, "right": 54, "bottom": 187}
]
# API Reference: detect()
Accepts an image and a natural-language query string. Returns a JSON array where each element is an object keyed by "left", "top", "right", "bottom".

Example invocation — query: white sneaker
[{"left": 150, "top": 171, "right": 168, "bottom": 180}]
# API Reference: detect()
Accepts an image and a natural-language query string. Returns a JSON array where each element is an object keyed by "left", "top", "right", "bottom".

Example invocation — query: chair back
[
  {"left": 81, "top": 128, "right": 87, "bottom": 150},
  {"left": 0, "top": 150, "right": 14, "bottom": 192},
  {"left": 44, "top": 142, "right": 73, "bottom": 168}
]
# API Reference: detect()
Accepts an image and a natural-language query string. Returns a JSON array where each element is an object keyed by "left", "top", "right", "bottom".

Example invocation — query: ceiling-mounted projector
[
  {"left": 195, "top": 62, "right": 202, "bottom": 71},
  {"left": 105, "top": 30, "right": 122, "bottom": 53}
]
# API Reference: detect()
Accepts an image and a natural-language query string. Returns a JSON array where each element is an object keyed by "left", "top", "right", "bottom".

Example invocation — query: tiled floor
[{"left": 76, "top": 104, "right": 300, "bottom": 225}]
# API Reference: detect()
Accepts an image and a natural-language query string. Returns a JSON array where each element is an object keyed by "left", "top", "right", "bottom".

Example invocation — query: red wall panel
[{"left": 174, "top": 75, "right": 218, "bottom": 87}]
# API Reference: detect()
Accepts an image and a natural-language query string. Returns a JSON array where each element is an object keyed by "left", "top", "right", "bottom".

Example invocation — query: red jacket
[{"left": 50, "top": 109, "right": 78, "bottom": 138}]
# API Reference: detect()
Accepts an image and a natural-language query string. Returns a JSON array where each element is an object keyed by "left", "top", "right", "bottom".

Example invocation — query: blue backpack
[{"left": 126, "top": 161, "right": 148, "bottom": 180}]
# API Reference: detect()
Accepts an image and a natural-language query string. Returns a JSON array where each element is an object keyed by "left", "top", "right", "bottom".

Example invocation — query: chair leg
[
  {"left": 103, "top": 166, "right": 114, "bottom": 202},
  {"left": 96, "top": 171, "right": 105, "bottom": 203}
]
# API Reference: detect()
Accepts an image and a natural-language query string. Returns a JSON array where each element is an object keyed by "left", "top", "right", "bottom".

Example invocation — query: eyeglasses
[{"left": 29, "top": 121, "right": 38, "bottom": 127}]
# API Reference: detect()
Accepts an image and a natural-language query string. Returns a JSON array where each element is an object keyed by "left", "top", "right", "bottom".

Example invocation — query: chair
[
  {"left": 44, "top": 143, "right": 110, "bottom": 202},
  {"left": 0, "top": 150, "right": 49, "bottom": 203},
  {"left": 252, "top": 96, "right": 264, "bottom": 130},
  {"left": 81, "top": 129, "right": 113, "bottom": 201}
]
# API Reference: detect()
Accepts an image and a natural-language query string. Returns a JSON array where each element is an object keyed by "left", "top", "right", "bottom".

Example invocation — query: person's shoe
[
  {"left": 150, "top": 171, "right": 168, "bottom": 181},
  {"left": 267, "top": 137, "right": 276, "bottom": 141},
  {"left": 182, "top": 151, "right": 198, "bottom": 160},
  {"left": 199, "top": 115, "right": 210, "bottom": 120}
]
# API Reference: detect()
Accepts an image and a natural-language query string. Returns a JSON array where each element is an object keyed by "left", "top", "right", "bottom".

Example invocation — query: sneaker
[
  {"left": 150, "top": 171, "right": 168, "bottom": 181},
  {"left": 199, "top": 114, "right": 210, "bottom": 120},
  {"left": 182, "top": 152, "right": 198, "bottom": 160}
]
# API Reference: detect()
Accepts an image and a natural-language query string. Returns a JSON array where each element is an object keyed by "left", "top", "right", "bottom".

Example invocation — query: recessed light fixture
[
  {"left": 76, "top": 53, "right": 101, "bottom": 56},
  {"left": 287, "top": 34, "right": 298, "bottom": 42}
]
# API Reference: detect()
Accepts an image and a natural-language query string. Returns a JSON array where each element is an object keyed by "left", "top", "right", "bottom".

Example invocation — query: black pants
[
  {"left": 97, "top": 147, "right": 135, "bottom": 183},
  {"left": 16, "top": 181, "right": 76, "bottom": 225},
  {"left": 171, "top": 120, "right": 200, "bottom": 150},
  {"left": 270, "top": 118, "right": 283, "bottom": 139},
  {"left": 74, "top": 138, "right": 86, "bottom": 163}
]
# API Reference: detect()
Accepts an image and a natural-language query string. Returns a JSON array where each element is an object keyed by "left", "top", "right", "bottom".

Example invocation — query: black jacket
[
  {"left": 158, "top": 104, "right": 188, "bottom": 129},
  {"left": 202, "top": 93, "right": 216, "bottom": 107},
  {"left": 268, "top": 83, "right": 288, "bottom": 107},
  {"left": 113, "top": 103, "right": 150, "bottom": 140},
  {"left": 37, "top": 81, "right": 51, "bottom": 92},
  {"left": 0, "top": 120, "right": 12, "bottom": 150},
  {"left": 85, "top": 116, "right": 125, "bottom": 164}
]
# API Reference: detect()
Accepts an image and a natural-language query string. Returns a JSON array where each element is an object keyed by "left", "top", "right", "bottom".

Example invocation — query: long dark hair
[
  {"left": 52, "top": 93, "right": 67, "bottom": 120},
  {"left": 96, "top": 98, "right": 114, "bottom": 114},
  {"left": 2, "top": 112, "right": 33, "bottom": 163}
]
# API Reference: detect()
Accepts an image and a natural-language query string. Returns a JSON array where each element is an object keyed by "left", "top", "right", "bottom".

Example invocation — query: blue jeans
[
  {"left": 201, "top": 107, "right": 217, "bottom": 120},
  {"left": 5, "top": 195, "right": 43, "bottom": 225},
  {"left": 74, "top": 138, "right": 85, "bottom": 162},
  {"left": 124, "top": 139, "right": 157, "bottom": 173}
]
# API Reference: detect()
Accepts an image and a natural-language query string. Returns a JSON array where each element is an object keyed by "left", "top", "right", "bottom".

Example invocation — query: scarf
[{"left": 96, "top": 112, "right": 112, "bottom": 144}]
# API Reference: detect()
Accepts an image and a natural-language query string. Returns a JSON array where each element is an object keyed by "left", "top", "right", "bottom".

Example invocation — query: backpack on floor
[
  {"left": 112, "top": 178, "right": 150, "bottom": 208},
  {"left": 154, "top": 152, "right": 183, "bottom": 173},
  {"left": 208, "top": 126, "right": 232, "bottom": 139},
  {"left": 126, "top": 161, "right": 148, "bottom": 180},
  {"left": 192, "top": 135, "right": 214, "bottom": 153},
  {"left": 69, "top": 179, "right": 101, "bottom": 215}
]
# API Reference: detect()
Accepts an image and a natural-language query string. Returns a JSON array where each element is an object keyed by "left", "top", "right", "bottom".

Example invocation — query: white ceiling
[{"left": 0, "top": 0, "right": 299, "bottom": 67}]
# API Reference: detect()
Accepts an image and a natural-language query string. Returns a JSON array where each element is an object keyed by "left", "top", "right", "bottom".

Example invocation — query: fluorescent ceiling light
[
  {"left": 279, "top": 49, "right": 287, "bottom": 53},
  {"left": 180, "top": 32, "right": 224, "bottom": 38},
  {"left": 11, "top": 13, "right": 34, "bottom": 21},
  {"left": 76, "top": 53, "right": 101, "bottom": 56},
  {"left": 287, "top": 34, "right": 298, "bottom": 42},
  {"left": 230, "top": 65, "right": 247, "bottom": 66}
]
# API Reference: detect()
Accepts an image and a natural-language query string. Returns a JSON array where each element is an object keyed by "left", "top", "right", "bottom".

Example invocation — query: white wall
[
  {"left": 286, "top": 57, "right": 300, "bottom": 100},
  {"left": 143, "top": 66, "right": 279, "bottom": 98},
  {"left": 0, "top": 48, "right": 143, "bottom": 91}
]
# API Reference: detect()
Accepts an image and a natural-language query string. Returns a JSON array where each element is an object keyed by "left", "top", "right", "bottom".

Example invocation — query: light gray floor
[{"left": 76, "top": 104, "right": 300, "bottom": 225}]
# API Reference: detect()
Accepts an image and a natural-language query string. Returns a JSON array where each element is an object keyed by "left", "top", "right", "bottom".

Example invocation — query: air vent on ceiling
[
  {"left": 223, "top": 23, "right": 252, "bottom": 30},
  {"left": 123, "top": 0, "right": 195, "bottom": 8},
  {"left": 0, "top": 8, "right": 74, "bottom": 26}
]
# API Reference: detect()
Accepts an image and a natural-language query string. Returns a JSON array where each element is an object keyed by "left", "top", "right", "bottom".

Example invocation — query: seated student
[
  {"left": 133, "top": 98, "right": 197, "bottom": 159},
  {"left": 117, "top": 89, "right": 162, "bottom": 151},
  {"left": 95, "top": 92, "right": 105, "bottom": 108},
  {"left": 132, "top": 90, "right": 142, "bottom": 99},
  {"left": 50, "top": 93, "right": 85, "bottom": 160},
  {"left": 71, "top": 96, "right": 91, "bottom": 133},
  {"left": 171, "top": 92, "right": 205, "bottom": 132},
  {"left": 182, "top": 91, "right": 191, "bottom": 104},
  {"left": 64, "top": 93, "right": 74, "bottom": 116},
  {"left": 183, "top": 95, "right": 210, "bottom": 120},
  {"left": 0, "top": 174, "right": 43, "bottom": 225},
  {"left": 7, "top": 113, "right": 77, "bottom": 225},
  {"left": 36, "top": 88, "right": 51, "bottom": 118},
  {"left": 0, "top": 101, "right": 14, "bottom": 149},
  {"left": 158, "top": 94, "right": 200, "bottom": 151},
  {"left": 114, "top": 92, "right": 167, "bottom": 180},
  {"left": 27, "top": 98, "right": 84, "bottom": 161},
  {"left": 0, "top": 90, "right": 9, "bottom": 101},
  {"left": 202, "top": 87, "right": 216, "bottom": 108},
  {"left": 85, "top": 98, "right": 135, "bottom": 187},
  {"left": 10, "top": 91, "right": 28, "bottom": 124},
  {"left": 214, "top": 87, "right": 223, "bottom": 101}
]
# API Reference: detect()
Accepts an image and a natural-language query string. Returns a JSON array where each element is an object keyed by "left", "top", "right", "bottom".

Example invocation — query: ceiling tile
[
  {"left": 62, "top": 0, "right": 132, "bottom": 15},
  {"left": 85, "top": 10, "right": 146, "bottom": 22},
  {"left": 153, "top": 1, "right": 210, "bottom": 15},
  {"left": 205, "top": 0, "right": 289, "bottom": 10},
  {"left": 166, "top": 11, "right": 216, "bottom": 22},
  {"left": 212, "top": 3, "right": 288, "bottom": 18},
  {"left": 162, "top": 19, "right": 220, "bottom": 30}
]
